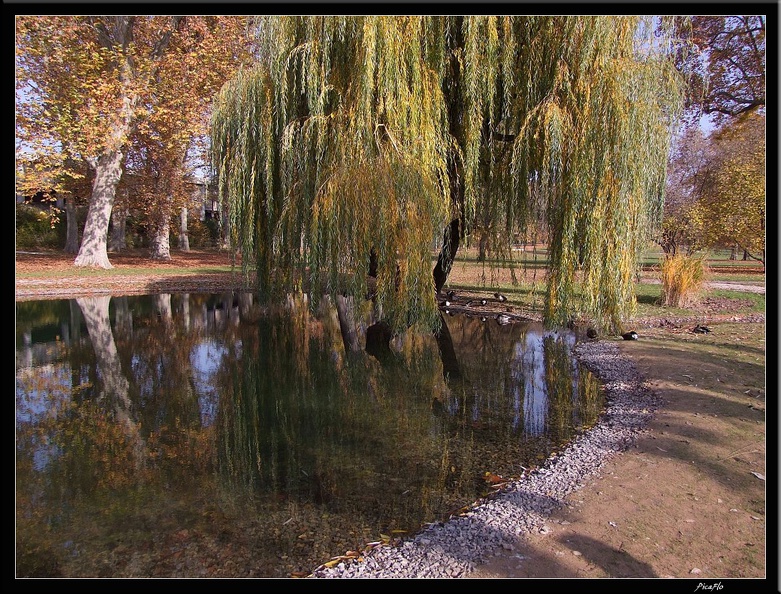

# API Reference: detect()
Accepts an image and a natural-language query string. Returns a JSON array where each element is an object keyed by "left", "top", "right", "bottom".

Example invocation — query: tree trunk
[
  {"left": 433, "top": 218, "right": 461, "bottom": 294},
  {"left": 149, "top": 207, "right": 172, "bottom": 260},
  {"left": 433, "top": 19, "right": 466, "bottom": 296},
  {"left": 178, "top": 207, "right": 190, "bottom": 251},
  {"left": 74, "top": 17, "right": 183, "bottom": 268},
  {"left": 74, "top": 146, "right": 126, "bottom": 268},
  {"left": 108, "top": 206, "right": 127, "bottom": 252},
  {"left": 64, "top": 196, "right": 80, "bottom": 254},
  {"left": 477, "top": 232, "right": 488, "bottom": 262}
]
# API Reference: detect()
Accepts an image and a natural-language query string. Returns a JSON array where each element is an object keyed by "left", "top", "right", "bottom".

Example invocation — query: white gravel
[{"left": 311, "top": 339, "right": 660, "bottom": 579}]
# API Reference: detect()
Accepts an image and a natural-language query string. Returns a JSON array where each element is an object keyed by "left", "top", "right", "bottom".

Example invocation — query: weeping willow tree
[{"left": 211, "top": 15, "right": 684, "bottom": 334}]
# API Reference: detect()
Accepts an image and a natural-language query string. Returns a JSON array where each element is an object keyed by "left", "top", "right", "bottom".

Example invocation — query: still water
[{"left": 16, "top": 292, "right": 604, "bottom": 578}]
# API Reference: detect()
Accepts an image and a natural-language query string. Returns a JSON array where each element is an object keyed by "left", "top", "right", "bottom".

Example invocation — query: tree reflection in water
[{"left": 15, "top": 293, "right": 603, "bottom": 577}]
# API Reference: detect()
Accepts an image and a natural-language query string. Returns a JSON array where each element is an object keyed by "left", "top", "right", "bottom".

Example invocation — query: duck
[
  {"left": 622, "top": 331, "right": 638, "bottom": 340},
  {"left": 496, "top": 314, "right": 512, "bottom": 326},
  {"left": 692, "top": 324, "right": 711, "bottom": 334},
  {"left": 440, "top": 300, "right": 451, "bottom": 308},
  {"left": 494, "top": 292, "right": 507, "bottom": 302},
  {"left": 446, "top": 290, "right": 457, "bottom": 300}
]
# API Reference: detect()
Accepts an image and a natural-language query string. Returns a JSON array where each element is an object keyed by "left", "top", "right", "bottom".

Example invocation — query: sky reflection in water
[{"left": 16, "top": 292, "right": 603, "bottom": 577}]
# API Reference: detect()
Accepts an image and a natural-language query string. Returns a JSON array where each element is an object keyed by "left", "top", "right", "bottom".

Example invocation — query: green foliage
[
  {"left": 698, "top": 113, "right": 766, "bottom": 262},
  {"left": 212, "top": 16, "right": 685, "bottom": 332},
  {"left": 15, "top": 204, "right": 63, "bottom": 249},
  {"left": 659, "top": 253, "right": 706, "bottom": 308}
]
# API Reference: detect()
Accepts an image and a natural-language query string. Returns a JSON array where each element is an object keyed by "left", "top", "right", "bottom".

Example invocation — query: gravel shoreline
[{"left": 311, "top": 339, "right": 661, "bottom": 579}]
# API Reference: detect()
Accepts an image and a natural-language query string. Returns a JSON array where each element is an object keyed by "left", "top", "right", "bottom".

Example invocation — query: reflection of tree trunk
[
  {"left": 76, "top": 296, "right": 146, "bottom": 467},
  {"left": 365, "top": 321, "right": 393, "bottom": 360},
  {"left": 238, "top": 292, "right": 254, "bottom": 318},
  {"left": 335, "top": 295, "right": 361, "bottom": 354},
  {"left": 434, "top": 313, "right": 461, "bottom": 380},
  {"left": 113, "top": 296, "right": 133, "bottom": 337},
  {"left": 181, "top": 293, "right": 190, "bottom": 331},
  {"left": 69, "top": 299, "right": 82, "bottom": 342},
  {"left": 154, "top": 293, "right": 173, "bottom": 325}
]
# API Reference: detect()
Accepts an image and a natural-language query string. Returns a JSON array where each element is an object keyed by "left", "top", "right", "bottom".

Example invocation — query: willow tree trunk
[
  {"left": 433, "top": 218, "right": 461, "bottom": 294},
  {"left": 432, "top": 17, "right": 466, "bottom": 295}
]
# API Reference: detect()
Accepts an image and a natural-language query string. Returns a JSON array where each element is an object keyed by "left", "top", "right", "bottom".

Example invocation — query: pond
[{"left": 15, "top": 292, "right": 605, "bottom": 578}]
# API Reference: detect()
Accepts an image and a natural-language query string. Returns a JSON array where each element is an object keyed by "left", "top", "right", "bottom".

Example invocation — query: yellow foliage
[{"left": 659, "top": 253, "right": 706, "bottom": 308}]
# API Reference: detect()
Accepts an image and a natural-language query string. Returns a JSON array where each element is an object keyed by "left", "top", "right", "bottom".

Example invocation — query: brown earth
[
  {"left": 15, "top": 249, "right": 768, "bottom": 582},
  {"left": 469, "top": 326, "right": 767, "bottom": 580}
]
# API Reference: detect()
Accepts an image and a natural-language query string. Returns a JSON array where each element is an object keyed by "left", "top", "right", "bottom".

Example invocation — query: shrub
[
  {"left": 659, "top": 253, "right": 706, "bottom": 308},
  {"left": 185, "top": 218, "right": 215, "bottom": 248},
  {"left": 15, "top": 203, "right": 62, "bottom": 249}
]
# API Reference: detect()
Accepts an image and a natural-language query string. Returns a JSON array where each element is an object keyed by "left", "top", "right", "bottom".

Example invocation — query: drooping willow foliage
[{"left": 211, "top": 16, "right": 685, "bottom": 333}]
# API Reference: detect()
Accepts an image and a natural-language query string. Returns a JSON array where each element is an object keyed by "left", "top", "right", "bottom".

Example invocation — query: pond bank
[{"left": 311, "top": 339, "right": 661, "bottom": 578}]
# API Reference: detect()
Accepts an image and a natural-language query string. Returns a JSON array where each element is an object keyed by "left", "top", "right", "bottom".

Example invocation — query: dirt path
[
  {"left": 469, "top": 325, "right": 767, "bottom": 580},
  {"left": 642, "top": 277, "right": 766, "bottom": 294}
]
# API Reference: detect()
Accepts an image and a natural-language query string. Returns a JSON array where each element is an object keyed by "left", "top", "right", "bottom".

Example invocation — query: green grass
[
  {"left": 633, "top": 282, "right": 765, "bottom": 319},
  {"left": 639, "top": 247, "right": 764, "bottom": 270}
]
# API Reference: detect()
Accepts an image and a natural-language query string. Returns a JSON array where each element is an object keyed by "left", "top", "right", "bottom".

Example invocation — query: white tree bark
[
  {"left": 178, "top": 207, "right": 190, "bottom": 251},
  {"left": 76, "top": 295, "right": 146, "bottom": 468},
  {"left": 149, "top": 211, "right": 172, "bottom": 260},
  {"left": 73, "top": 16, "right": 184, "bottom": 269}
]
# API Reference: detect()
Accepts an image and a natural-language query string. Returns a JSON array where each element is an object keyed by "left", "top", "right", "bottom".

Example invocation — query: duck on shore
[{"left": 496, "top": 314, "right": 511, "bottom": 325}]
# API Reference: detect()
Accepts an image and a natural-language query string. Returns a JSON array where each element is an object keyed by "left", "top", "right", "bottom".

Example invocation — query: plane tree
[{"left": 15, "top": 15, "right": 253, "bottom": 267}]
